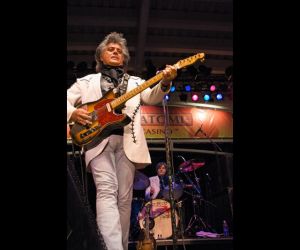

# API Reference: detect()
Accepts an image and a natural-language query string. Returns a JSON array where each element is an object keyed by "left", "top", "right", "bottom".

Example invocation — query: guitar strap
[{"left": 117, "top": 73, "right": 130, "bottom": 96}]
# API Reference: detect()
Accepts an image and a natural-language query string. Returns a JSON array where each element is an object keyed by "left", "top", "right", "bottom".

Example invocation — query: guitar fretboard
[{"left": 110, "top": 71, "right": 164, "bottom": 109}]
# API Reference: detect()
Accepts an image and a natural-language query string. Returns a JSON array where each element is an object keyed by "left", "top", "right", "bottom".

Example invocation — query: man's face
[
  {"left": 157, "top": 165, "right": 167, "bottom": 176},
  {"left": 100, "top": 42, "right": 124, "bottom": 66}
]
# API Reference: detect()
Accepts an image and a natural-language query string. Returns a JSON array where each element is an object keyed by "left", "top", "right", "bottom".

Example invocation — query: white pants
[{"left": 90, "top": 135, "right": 135, "bottom": 250}]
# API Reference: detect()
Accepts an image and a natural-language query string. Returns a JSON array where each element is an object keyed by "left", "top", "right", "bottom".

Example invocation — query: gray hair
[{"left": 95, "top": 32, "right": 130, "bottom": 72}]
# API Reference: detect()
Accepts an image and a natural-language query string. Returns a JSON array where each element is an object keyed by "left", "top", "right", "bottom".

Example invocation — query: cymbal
[
  {"left": 179, "top": 159, "right": 205, "bottom": 173},
  {"left": 162, "top": 182, "right": 183, "bottom": 200},
  {"left": 133, "top": 170, "right": 150, "bottom": 190}
]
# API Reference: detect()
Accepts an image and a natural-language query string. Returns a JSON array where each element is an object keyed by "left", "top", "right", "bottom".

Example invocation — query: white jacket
[
  {"left": 67, "top": 73, "right": 170, "bottom": 171},
  {"left": 145, "top": 176, "right": 161, "bottom": 200}
]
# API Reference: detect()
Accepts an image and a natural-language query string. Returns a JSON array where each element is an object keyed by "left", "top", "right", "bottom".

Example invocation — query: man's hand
[
  {"left": 71, "top": 108, "right": 92, "bottom": 126},
  {"left": 161, "top": 64, "right": 177, "bottom": 85}
]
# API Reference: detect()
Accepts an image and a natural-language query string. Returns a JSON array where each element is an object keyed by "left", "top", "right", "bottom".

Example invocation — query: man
[
  {"left": 67, "top": 32, "right": 177, "bottom": 250},
  {"left": 145, "top": 162, "right": 168, "bottom": 201}
]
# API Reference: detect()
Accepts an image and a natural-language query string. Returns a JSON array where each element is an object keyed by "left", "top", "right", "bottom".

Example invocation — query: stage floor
[{"left": 129, "top": 236, "right": 233, "bottom": 249}]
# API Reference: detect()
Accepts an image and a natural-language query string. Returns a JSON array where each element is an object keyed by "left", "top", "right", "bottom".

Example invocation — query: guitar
[
  {"left": 136, "top": 203, "right": 156, "bottom": 250},
  {"left": 70, "top": 53, "right": 205, "bottom": 147}
]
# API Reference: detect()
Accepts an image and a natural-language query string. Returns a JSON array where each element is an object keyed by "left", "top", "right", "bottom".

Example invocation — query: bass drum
[{"left": 138, "top": 199, "right": 179, "bottom": 240}]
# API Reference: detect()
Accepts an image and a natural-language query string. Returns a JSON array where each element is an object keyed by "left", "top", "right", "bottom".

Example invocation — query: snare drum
[{"left": 138, "top": 199, "right": 179, "bottom": 239}]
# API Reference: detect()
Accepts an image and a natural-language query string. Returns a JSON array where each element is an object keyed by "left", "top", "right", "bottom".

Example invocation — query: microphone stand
[
  {"left": 195, "top": 125, "right": 226, "bottom": 231},
  {"left": 195, "top": 124, "right": 223, "bottom": 152},
  {"left": 162, "top": 98, "right": 178, "bottom": 249},
  {"left": 195, "top": 124, "right": 224, "bottom": 187}
]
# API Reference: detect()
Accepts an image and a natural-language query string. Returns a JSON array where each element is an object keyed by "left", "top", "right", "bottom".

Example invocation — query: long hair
[{"left": 95, "top": 32, "right": 130, "bottom": 72}]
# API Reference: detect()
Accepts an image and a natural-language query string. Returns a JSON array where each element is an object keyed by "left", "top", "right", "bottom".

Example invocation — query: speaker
[{"left": 67, "top": 155, "right": 107, "bottom": 250}]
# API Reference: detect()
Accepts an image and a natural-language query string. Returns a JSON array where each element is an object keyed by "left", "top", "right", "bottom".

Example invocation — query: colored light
[
  {"left": 164, "top": 94, "right": 170, "bottom": 101},
  {"left": 184, "top": 85, "right": 191, "bottom": 92},
  {"left": 216, "top": 93, "right": 223, "bottom": 100},
  {"left": 191, "top": 94, "right": 199, "bottom": 101},
  {"left": 203, "top": 94, "right": 210, "bottom": 101},
  {"left": 170, "top": 86, "right": 176, "bottom": 92},
  {"left": 210, "top": 85, "right": 216, "bottom": 92}
]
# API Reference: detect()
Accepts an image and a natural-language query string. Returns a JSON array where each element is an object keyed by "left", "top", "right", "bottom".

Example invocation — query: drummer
[{"left": 145, "top": 162, "right": 168, "bottom": 201}]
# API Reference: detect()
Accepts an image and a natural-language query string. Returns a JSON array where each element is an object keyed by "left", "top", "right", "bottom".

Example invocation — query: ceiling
[{"left": 67, "top": 0, "right": 233, "bottom": 77}]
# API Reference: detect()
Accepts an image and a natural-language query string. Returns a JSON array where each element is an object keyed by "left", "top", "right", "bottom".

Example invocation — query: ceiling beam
[
  {"left": 135, "top": 0, "right": 151, "bottom": 75},
  {"left": 68, "top": 15, "right": 232, "bottom": 33}
]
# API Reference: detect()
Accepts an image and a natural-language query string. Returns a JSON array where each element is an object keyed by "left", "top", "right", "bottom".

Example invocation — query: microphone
[{"left": 177, "top": 155, "right": 186, "bottom": 162}]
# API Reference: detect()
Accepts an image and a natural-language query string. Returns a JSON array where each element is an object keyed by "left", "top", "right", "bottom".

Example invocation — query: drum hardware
[
  {"left": 184, "top": 190, "right": 210, "bottom": 234},
  {"left": 175, "top": 200, "right": 186, "bottom": 244},
  {"left": 177, "top": 158, "right": 217, "bottom": 234}
]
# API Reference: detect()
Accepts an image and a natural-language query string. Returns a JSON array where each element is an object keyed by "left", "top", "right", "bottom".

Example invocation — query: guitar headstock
[{"left": 175, "top": 53, "right": 205, "bottom": 70}]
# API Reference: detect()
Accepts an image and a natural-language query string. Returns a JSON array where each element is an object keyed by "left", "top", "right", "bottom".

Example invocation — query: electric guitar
[
  {"left": 136, "top": 203, "right": 156, "bottom": 250},
  {"left": 70, "top": 53, "right": 205, "bottom": 147}
]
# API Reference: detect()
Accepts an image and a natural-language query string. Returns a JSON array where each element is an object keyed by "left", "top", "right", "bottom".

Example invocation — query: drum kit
[{"left": 130, "top": 158, "right": 213, "bottom": 240}]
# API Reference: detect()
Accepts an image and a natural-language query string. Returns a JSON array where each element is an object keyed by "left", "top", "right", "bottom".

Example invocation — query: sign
[{"left": 141, "top": 106, "right": 232, "bottom": 139}]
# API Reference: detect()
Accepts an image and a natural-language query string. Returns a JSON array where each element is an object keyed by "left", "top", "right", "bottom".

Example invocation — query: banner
[
  {"left": 141, "top": 106, "right": 232, "bottom": 139},
  {"left": 67, "top": 106, "right": 233, "bottom": 140}
]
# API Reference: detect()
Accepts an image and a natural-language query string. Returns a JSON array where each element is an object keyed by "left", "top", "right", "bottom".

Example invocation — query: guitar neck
[
  {"left": 110, "top": 52, "right": 205, "bottom": 109},
  {"left": 110, "top": 71, "right": 164, "bottom": 109}
]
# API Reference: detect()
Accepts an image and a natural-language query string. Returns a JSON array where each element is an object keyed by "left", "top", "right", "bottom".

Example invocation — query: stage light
[
  {"left": 164, "top": 94, "right": 170, "bottom": 101},
  {"left": 216, "top": 93, "right": 223, "bottom": 101},
  {"left": 210, "top": 84, "right": 216, "bottom": 92},
  {"left": 184, "top": 84, "right": 192, "bottom": 92},
  {"left": 197, "top": 110, "right": 206, "bottom": 121},
  {"left": 170, "top": 85, "right": 176, "bottom": 92},
  {"left": 203, "top": 94, "right": 211, "bottom": 101},
  {"left": 191, "top": 94, "right": 199, "bottom": 102}
]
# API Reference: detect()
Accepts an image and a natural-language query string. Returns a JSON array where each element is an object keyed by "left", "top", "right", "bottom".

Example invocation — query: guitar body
[
  {"left": 70, "top": 89, "right": 131, "bottom": 147},
  {"left": 136, "top": 236, "right": 156, "bottom": 250}
]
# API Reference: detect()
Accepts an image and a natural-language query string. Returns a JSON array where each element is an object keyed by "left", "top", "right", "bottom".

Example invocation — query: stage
[
  {"left": 129, "top": 236, "right": 233, "bottom": 250},
  {"left": 67, "top": 137, "right": 234, "bottom": 250}
]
